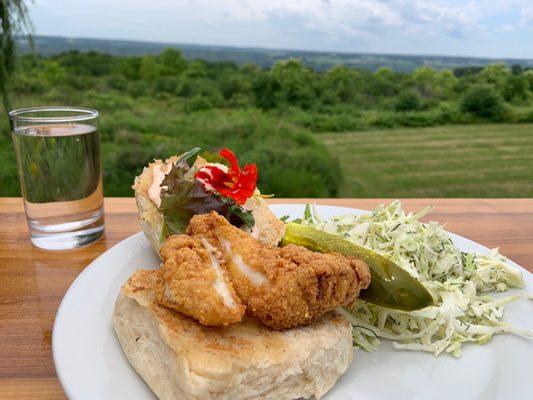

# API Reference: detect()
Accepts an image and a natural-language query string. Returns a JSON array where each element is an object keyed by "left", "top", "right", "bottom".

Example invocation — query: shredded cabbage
[{"left": 301, "top": 201, "right": 532, "bottom": 357}]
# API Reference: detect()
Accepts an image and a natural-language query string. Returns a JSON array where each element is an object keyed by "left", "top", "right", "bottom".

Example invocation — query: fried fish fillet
[
  {"left": 188, "top": 212, "right": 370, "bottom": 329},
  {"left": 158, "top": 234, "right": 245, "bottom": 326},
  {"left": 158, "top": 211, "right": 371, "bottom": 330}
]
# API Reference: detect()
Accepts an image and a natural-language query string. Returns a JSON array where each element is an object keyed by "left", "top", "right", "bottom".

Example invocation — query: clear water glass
[{"left": 9, "top": 107, "right": 105, "bottom": 250}]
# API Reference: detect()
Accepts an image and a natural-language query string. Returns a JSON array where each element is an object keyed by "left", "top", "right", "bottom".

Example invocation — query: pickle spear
[{"left": 281, "top": 223, "right": 434, "bottom": 311}]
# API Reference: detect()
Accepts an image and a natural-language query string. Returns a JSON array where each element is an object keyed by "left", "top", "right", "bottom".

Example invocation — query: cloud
[
  {"left": 193, "top": 0, "right": 481, "bottom": 39},
  {"left": 498, "top": 24, "right": 515, "bottom": 33},
  {"left": 520, "top": 6, "right": 533, "bottom": 27},
  {"left": 30, "top": 0, "right": 533, "bottom": 58}
]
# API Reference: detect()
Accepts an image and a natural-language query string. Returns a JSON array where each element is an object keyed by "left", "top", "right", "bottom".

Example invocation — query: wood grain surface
[{"left": 0, "top": 197, "right": 532, "bottom": 399}]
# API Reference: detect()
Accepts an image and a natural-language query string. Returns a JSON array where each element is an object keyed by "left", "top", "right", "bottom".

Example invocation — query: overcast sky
[{"left": 30, "top": 0, "right": 533, "bottom": 58}]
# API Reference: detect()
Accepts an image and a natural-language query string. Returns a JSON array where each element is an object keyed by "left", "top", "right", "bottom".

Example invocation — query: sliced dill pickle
[{"left": 281, "top": 223, "right": 434, "bottom": 311}]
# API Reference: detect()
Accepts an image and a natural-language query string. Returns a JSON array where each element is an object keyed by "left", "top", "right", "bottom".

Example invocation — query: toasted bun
[
  {"left": 132, "top": 159, "right": 168, "bottom": 254},
  {"left": 113, "top": 269, "right": 354, "bottom": 400},
  {"left": 132, "top": 155, "right": 285, "bottom": 255}
]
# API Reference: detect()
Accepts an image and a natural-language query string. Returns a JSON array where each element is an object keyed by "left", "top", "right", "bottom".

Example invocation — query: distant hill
[{"left": 16, "top": 35, "right": 533, "bottom": 72}]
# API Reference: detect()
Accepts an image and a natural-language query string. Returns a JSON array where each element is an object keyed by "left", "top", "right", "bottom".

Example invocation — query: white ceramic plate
[{"left": 53, "top": 204, "right": 533, "bottom": 400}]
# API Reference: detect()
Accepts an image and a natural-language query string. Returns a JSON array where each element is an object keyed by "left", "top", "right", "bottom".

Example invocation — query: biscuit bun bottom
[{"left": 113, "top": 269, "right": 354, "bottom": 400}]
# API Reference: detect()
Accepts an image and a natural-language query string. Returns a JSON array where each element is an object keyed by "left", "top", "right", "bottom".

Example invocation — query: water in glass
[{"left": 10, "top": 108, "right": 104, "bottom": 250}]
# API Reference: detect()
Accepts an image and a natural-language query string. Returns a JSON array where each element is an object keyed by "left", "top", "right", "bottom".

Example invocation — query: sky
[{"left": 30, "top": 0, "right": 533, "bottom": 58}]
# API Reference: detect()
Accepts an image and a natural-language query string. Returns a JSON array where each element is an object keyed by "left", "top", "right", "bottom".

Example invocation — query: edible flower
[
  {"left": 159, "top": 147, "right": 255, "bottom": 237},
  {"left": 195, "top": 148, "right": 257, "bottom": 205}
]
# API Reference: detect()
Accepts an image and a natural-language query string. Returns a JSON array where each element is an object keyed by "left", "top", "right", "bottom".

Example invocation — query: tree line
[
  {"left": 2, "top": 49, "right": 533, "bottom": 199},
  {"left": 10, "top": 49, "right": 533, "bottom": 125}
]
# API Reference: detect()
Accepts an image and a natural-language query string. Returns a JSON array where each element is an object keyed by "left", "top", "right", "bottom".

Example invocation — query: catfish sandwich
[{"left": 114, "top": 148, "right": 371, "bottom": 400}]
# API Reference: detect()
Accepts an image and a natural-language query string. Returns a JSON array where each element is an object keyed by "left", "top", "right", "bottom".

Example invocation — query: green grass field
[{"left": 321, "top": 123, "right": 533, "bottom": 197}]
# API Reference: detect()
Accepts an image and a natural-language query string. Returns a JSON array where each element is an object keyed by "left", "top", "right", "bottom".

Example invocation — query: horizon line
[{"left": 23, "top": 33, "right": 533, "bottom": 63}]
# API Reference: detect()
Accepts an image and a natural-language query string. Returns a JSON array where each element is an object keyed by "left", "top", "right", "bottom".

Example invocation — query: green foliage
[
  {"left": 3, "top": 49, "right": 533, "bottom": 198},
  {"left": 184, "top": 95, "right": 214, "bottom": 112},
  {"left": 478, "top": 64, "right": 510, "bottom": 94},
  {"left": 503, "top": 74, "right": 530, "bottom": 102},
  {"left": 363, "top": 110, "right": 443, "bottom": 129},
  {"left": 460, "top": 84, "right": 506, "bottom": 120},
  {"left": 253, "top": 73, "right": 282, "bottom": 109},
  {"left": 116, "top": 57, "right": 141, "bottom": 80},
  {"left": 0, "top": 128, "right": 19, "bottom": 195},
  {"left": 98, "top": 109, "right": 342, "bottom": 197},
  {"left": 411, "top": 66, "right": 440, "bottom": 97},
  {"left": 1, "top": 0, "right": 32, "bottom": 112},
  {"left": 321, "top": 66, "right": 362, "bottom": 104},
  {"left": 437, "top": 69, "right": 459, "bottom": 98},
  {"left": 158, "top": 48, "right": 186, "bottom": 76},
  {"left": 394, "top": 90, "right": 422, "bottom": 112},
  {"left": 8, "top": 51, "right": 532, "bottom": 119},
  {"left": 366, "top": 67, "right": 398, "bottom": 98},
  {"left": 258, "top": 59, "right": 317, "bottom": 109},
  {"left": 512, "top": 107, "right": 533, "bottom": 123},
  {"left": 38, "top": 59, "right": 66, "bottom": 84},
  {"left": 139, "top": 56, "right": 158, "bottom": 81}
]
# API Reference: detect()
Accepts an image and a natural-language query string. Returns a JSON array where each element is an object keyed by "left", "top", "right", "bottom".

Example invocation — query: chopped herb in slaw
[{"left": 299, "top": 201, "right": 533, "bottom": 357}]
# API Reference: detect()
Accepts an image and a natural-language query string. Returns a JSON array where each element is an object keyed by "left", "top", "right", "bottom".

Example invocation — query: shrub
[
  {"left": 127, "top": 80, "right": 150, "bottom": 98},
  {"left": 187, "top": 112, "right": 342, "bottom": 197},
  {"left": 435, "top": 102, "right": 468, "bottom": 124},
  {"left": 460, "top": 84, "right": 505, "bottom": 120},
  {"left": 394, "top": 111, "right": 439, "bottom": 127},
  {"left": 278, "top": 106, "right": 364, "bottom": 133},
  {"left": 512, "top": 107, "right": 533, "bottom": 123},
  {"left": 316, "top": 103, "right": 362, "bottom": 116},
  {"left": 102, "top": 110, "right": 342, "bottom": 198},
  {"left": 394, "top": 91, "right": 422, "bottom": 112},
  {"left": 0, "top": 133, "right": 20, "bottom": 196},
  {"left": 364, "top": 112, "right": 397, "bottom": 129},
  {"left": 104, "top": 142, "right": 168, "bottom": 196},
  {"left": 304, "top": 113, "right": 364, "bottom": 132},
  {"left": 363, "top": 109, "right": 454, "bottom": 129},
  {"left": 184, "top": 95, "right": 214, "bottom": 113},
  {"left": 107, "top": 76, "right": 128, "bottom": 91},
  {"left": 154, "top": 76, "right": 180, "bottom": 95}
]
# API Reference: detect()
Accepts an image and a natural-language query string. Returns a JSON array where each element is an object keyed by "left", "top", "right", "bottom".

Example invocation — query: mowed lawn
[{"left": 321, "top": 124, "right": 533, "bottom": 197}]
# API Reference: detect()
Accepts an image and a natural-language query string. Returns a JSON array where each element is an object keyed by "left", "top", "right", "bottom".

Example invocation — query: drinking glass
[{"left": 9, "top": 107, "right": 105, "bottom": 250}]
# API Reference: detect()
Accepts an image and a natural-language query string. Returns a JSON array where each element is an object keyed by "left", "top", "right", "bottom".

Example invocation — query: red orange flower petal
[{"left": 195, "top": 148, "right": 258, "bottom": 205}]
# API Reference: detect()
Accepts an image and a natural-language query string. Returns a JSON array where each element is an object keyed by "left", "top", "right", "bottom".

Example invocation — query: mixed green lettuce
[{"left": 158, "top": 147, "right": 254, "bottom": 238}]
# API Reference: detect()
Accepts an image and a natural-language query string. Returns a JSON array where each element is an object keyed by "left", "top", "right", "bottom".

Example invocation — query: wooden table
[{"left": 1, "top": 197, "right": 532, "bottom": 399}]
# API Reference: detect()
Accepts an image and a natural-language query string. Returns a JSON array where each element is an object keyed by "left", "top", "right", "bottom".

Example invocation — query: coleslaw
[{"left": 300, "top": 201, "right": 532, "bottom": 357}]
